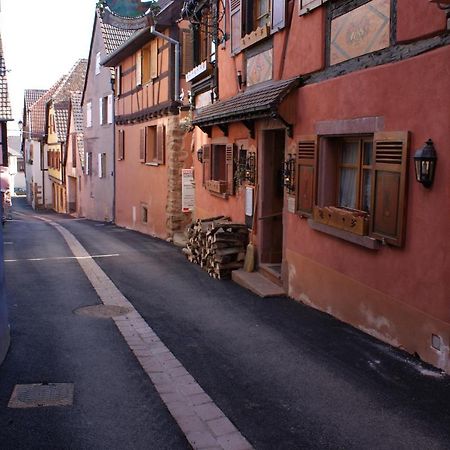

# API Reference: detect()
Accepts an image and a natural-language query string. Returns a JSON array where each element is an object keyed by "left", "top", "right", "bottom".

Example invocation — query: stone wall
[{"left": 165, "top": 115, "right": 192, "bottom": 237}]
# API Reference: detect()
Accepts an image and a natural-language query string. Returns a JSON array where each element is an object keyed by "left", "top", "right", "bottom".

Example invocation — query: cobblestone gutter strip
[{"left": 37, "top": 217, "right": 253, "bottom": 450}]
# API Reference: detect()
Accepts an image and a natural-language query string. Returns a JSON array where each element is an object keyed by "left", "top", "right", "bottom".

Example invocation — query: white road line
[
  {"left": 34, "top": 215, "right": 253, "bottom": 450},
  {"left": 4, "top": 254, "right": 120, "bottom": 263}
]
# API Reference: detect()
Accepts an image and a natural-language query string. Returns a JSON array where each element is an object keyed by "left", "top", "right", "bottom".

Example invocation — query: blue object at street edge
[{"left": 0, "top": 194, "right": 10, "bottom": 365}]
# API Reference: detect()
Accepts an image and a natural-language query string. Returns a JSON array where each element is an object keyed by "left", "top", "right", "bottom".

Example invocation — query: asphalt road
[{"left": 1, "top": 199, "right": 450, "bottom": 449}]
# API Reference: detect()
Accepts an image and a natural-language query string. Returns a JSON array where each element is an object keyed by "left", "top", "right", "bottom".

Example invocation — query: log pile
[{"left": 183, "top": 216, "right": 249, "bottom": 279}]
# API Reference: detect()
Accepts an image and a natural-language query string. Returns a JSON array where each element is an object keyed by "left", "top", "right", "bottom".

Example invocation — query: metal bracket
[
  {"left": 271, "top": 112, "right": 293, "bottom": 138},
  {"left": 217, "top": 123, "right": 228, "bottom": 136},
  {"left": 242, "top": 120, "right": 255, "bottom": 139}
]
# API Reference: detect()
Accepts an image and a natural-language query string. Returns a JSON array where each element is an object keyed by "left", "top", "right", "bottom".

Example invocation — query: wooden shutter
[
  {"left": 98, "top": 153, "right": 103, "bottom": 178},
  {"left": 226, "top": 144, "right": 235, "bottom": 195},
  {"left": 202, "top": 144, "right": 211, "bottom": 186},
  {"left": 230, "top": 0, "right": 241, "bottom": 54},
  {"left": 370, "top": 131, "right": 409, "bottom": 247},
  {"left": 118, "top": 130, "right": 125, "bottom": 160},
  {"left": 156, "top": 125, "right": 165, "bottom": 164},
  {"left": 107, "top": 94, "right": 113, "bottom": 124},
  {"left": 181, "top": 28, "right": 194, "bottom": 75},
  {"left": 150, "top": 39, "right": 158, "bottom": 80},
  {"left": 99, "top": 98, "right": 103, "bottom": 125},
  {"left": 136, "top": 50, "right": 142, "bottom": 86},
  {"left": 296, "top": 135, "right": 317, "bottom": 216},
  {"left": 115, "top": 66, "right": 122, "bottom": 95},
  {"left": 139, "top": 128, "right": 146, "bottom": 163},
  {"left": 271, "top": 0, "right": 286, "bottom": 32}
]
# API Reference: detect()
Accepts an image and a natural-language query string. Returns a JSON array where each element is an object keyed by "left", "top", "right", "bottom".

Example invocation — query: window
[
  {"left": 230, "top": 0, "right": 285, "bottom": 53},
  {"left": 141, "top": 204, "right": 148, "bottom": 224},
  {"left": 95, "top": 52, "right": 101, "bottom": 75},
  {"left": 86, "top": 101, "right": 92, "bottom": 128},
  {"left": 85, "top": 151, "right": 92, "bottom": 175},
  {"left": 140, "top": 125, "right": 165, "bottom": 165},
  {"left": 29, "top": 143, "right": 34, "bottom": 162},
  {"left": 337, "top": 138, "right": 373, "bottom": 213},
  {"left": 99, "top": 95, "right": 113, "bottom": 126},
  {"left": 72, "top": 134, "right": 77, "bottom": 168},
  {"left": 98, "top": 153, "right": 106, "bottom": 178},
  {"left": 202, "top": 144, "right": 235, "bottom": 196},
  {"left": 117, "top": 129, "right": 125, "bottom": 160},
  {"left": 141, "top": 40, "right": 158, "bottom": 85},
  {"left": 296, "top": 132, "right": 409, "bottom": 247}
]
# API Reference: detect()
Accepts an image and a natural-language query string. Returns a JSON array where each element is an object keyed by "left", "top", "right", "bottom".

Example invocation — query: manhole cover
[
  {"left": 8, "top": 383, "right": 74, "bottom": 408},
  {"left": 74, "top": 304, "right": 131, "bottom": 319}
]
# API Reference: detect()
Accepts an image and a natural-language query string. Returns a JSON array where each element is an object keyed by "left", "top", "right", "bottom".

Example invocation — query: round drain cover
[{"left": 74, "top": 305, "right": 131, "bottom": 319}]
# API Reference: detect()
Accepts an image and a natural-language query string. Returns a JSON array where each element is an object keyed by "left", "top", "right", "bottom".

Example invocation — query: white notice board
[{"left": 182, "top": 168, "right": 195, "bottom": 213}]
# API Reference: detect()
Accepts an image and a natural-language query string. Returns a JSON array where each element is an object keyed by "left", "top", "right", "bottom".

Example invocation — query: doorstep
[{"left": 232, "top": 269, "right": 286, "bottom": 298}]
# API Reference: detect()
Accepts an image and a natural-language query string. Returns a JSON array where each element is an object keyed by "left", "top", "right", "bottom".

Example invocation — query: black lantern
[
  {"left": 197, "top": 147, "right": 203, "bottom": 163},
  {"left": 414, "top": 139, "right": 437, "bottom": 188}
]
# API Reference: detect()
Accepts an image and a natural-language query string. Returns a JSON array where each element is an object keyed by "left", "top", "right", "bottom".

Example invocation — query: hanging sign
[{"left": 182, "top": 168, "right": 195, "bottom": 213}]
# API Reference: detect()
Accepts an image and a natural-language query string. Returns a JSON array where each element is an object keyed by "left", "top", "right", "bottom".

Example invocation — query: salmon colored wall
[
  {"left": 115, "top": 119, "right": 169, "bottom": 238},
  {"left": 193, "top": 123, "right": 253, "bottom": 223},
  {"left": 287, "top": 46, "right": 450, "bottom": 324},
  {"left": 396, "top": 0, "right": 448, "bottom": 43},
  {"left": 284, "top": 5, "right": 325, "bottom": 77}
]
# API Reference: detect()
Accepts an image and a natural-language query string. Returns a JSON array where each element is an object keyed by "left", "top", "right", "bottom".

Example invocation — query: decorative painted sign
[
  {"left": 246, "top": 49, "right": 273, "bottom": 87},
  {"left": 182, "top": 168, "right": 195, "bottom": 212},
  {"left": 101, "top": 0, "right": 155, "bottom": 17},
  {"left": 330, "top": 0, "right": 390, "bottom": 65}
]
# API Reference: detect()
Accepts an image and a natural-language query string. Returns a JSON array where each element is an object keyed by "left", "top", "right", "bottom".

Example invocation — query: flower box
[
  {"left": 313, "top": 206, "right": 368, "bottom": 236},
  {"left": 206, "top": 180, "right": 228, "bottom": 194}
]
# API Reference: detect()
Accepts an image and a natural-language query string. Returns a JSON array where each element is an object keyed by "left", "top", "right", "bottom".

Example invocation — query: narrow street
[{"left": 1, "top": 199, "right": 450, "bottom": 450}]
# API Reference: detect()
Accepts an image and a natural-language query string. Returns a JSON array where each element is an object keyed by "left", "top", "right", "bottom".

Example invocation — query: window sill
[
  {"left": 207, "top": 190, "right": 228, "bottom": 199},
  {"left": 307, "top": 219, "right": 381, "bottom": 250},
  {"left": 145, "top": 162, "right": 160, "bottom": 167}
]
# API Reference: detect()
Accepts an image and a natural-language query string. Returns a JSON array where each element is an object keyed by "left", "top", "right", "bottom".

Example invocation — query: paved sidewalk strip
[{"left": 36, "top": 216, "right": 253, "bottom": 450}]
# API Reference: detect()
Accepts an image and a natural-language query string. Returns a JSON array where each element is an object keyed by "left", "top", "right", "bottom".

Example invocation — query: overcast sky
[{"left": 1, "top": 0, "right": 96, "bottom": 134}]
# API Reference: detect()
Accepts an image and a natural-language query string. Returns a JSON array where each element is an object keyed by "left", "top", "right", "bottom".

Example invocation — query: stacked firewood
[{"left": 183, "top": 216, "right": 249, "bottom": 279}]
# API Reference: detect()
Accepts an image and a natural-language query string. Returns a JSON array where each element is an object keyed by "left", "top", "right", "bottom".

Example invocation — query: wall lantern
[
  {"left": 237, "top": 70, "right": 245, "bottom": 91},
  {"left": 414, "top": 139, "right": 437, "bottom": 188},
  {"left": 197, "top": 147, "right": 203, "bottom": 163}
]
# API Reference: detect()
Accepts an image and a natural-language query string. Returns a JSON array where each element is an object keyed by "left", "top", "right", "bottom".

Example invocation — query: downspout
[
  {"left": 111, "top": 75, "right": 116, "bottom": 223},
  {"left": 150, "top": 26, "right": 180, "bottom": 102}
]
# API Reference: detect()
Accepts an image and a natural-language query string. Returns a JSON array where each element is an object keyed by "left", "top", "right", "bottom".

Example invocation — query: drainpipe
[{"left": 150, "top": 26, "right": 180, "bottom": 102}]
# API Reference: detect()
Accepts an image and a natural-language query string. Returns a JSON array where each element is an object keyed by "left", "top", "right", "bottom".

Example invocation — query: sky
[{"left": 0, "top": 0, "right": 96, "bottom": 134}]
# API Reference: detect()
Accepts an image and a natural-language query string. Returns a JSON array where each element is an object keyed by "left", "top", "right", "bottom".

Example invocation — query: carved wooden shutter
[
  {"left": 296, "top": 135, "right": 317, "bottom": 216},
  {"left": 156, "top": 125, "right": 166, "bottom": 164},
  {"left": 230, "top": 0, "right": 241, "bottom": 54},
  {"left": 181, "top": 28, "right": 194, "bottom": 75},
  {"left": 150, "top": 39, "right": 158, "bottom": 80},
  {"left": 226, "top": 144, "right": 235, "bottom": 195},
  {"left": 202, "top": 144, "right": 211, "bottom": 186},
  {"left": 370, "top": 131, "right": 409, "bottom": 247},
  {"left": 136, "top": 50, "right": 142, "bottom": 86},
  {"left": 271, "top": 0, "right": 286, "bottom": 32},
  {"left": 139, "top": 128, "right": 146, "bottom": 163},
  {"left": 118, "top": 130, "right": 125, "bottom": 160}
]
